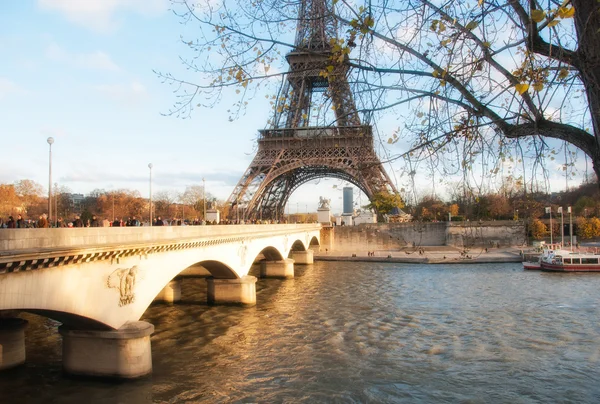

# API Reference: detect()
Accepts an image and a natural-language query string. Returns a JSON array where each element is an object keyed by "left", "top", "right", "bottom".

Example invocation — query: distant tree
[
  {"left": 0, "top": 184, "right": 21, "bottom": 217},
  {"left": 576, "top": 217, "right": 593, "bottom": 240},
  {"left": 363, "top": 191, "right": 404, "bottom": 216},
  {"left": 154, "top": 190, "right": 178, "bottom": 219},
  {"left": 529, "top": 219, "right": 546, "bottom": 240},
  {"left": 14, "top": 179, "right": 44, "bottom": 216},
  {"left": 448, "top": 203, "right": 459, "bottom": 217},
  {"left": 181, "top": 184, "right": 214, "bottom": 218},
  {"left": 590, "top": 217, "right": 600, "bottom": 238},
  {"left": 573, "top": 196, "right": 598, "bottom": 217}
]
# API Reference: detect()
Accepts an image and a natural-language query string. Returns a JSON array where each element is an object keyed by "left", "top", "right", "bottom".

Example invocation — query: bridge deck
[{"left": 0, "top": 224, "right": 321, "bottom": 273}]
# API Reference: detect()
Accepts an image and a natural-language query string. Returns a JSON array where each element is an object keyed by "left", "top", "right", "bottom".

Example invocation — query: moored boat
[
  {"left": 522, "top": 243, "right": 564, "bottom": 270},
  {"left": 540, "top": 248, "right": 600, "bottom": 272}
]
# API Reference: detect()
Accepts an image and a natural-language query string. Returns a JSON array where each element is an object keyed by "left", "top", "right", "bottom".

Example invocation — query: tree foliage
[
  {"left": 163, "top": 0, "right": 600, "bottom": 192},
  {"left": 363, "top": 191, "right": 404, "bottom": 215},
  {"left": 529, "top": 218, "right": 547, "bottom": 239}
]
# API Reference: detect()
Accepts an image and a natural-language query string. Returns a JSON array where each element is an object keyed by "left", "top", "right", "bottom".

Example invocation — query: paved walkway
[{"left": 314, "top": 246, "right": 524, "bottom": 264}]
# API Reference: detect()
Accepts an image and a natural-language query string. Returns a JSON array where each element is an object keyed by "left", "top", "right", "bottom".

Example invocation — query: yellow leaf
[
  {"left": 478, "top": 0, "right": 484, "bottom": 5},
  {"left": 432, "top": 70, "right": 439, "bottom": 78},
  {"left": 558, "top": 68, "right": 569, "bottom": 80},
  {"left": 558, "top": 6, "right": 575, "bottom": 19},
  {"left": 482, "top": 41, "right": 491, "bottom": 48},
  {"left": 547, "top": 19, "right": 559, "bottom": 27},
  {"left": 515, "top": 83, "right": 529, "bottom": 94},
  {"left": 532, "top": 82, "right": 544, "bottom": 92},
  {"left": 302, "top": 113, "right": 308, "bottom": 120},
  {"left": 465, "top": 21, "right": 479, "bottom": 30},
  {"left": 531, "top": 9, "right": 546, "bottom": 23},
  {"left": 387, "top": 138, "right": 393, "bottom": 144}
]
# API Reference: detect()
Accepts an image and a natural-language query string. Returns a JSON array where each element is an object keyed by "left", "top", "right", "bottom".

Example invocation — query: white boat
[
  {"left": 522, "top": 243, "right": 566, "bottom": 270},
  {"left": 540, "top": 247, "right": 600, "bottom": 272}
]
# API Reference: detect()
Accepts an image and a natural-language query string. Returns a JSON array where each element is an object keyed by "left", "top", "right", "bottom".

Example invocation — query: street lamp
[
  {"left": 47, "top": 137, "right": 54, "bottom": 227},
  {"left": 148, "top": 163, "right": 153, "bottom": 226},
  {"left": 203, "top": 177, "right": 206, "bottom": 222}
]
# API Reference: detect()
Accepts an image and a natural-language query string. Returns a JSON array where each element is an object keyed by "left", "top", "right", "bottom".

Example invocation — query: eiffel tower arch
[{"left": 226, "top": 0, "right": 398, "bottom": 221}]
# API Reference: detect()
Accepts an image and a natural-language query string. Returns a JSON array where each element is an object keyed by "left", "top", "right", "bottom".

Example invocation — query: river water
[{"left": 1, "top": 261, "right": 600, "bottom": 403}]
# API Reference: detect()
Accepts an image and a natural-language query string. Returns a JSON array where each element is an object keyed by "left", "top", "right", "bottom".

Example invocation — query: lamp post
[
  {"left": 203, "top": 177, "right": 206, "bottom": 221},
  {"left": 47, "top": 137, "right": 54, "bottom": 226},
  {"left": 558, "top": 207, "right": 564, "bottom": 247},
  {"left": 148, "top": 163, "right": 153, "bottom": 226},
  {"left": 568, "top": 206, "right": 573, "bottom": 251},
  {"left": 54, "top": 182, "right": 58, "bottom": 227}
]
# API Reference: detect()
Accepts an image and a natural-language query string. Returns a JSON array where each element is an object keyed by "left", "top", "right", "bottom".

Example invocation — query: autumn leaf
[
  {"left": 532, "top": 82, "right": 544, "bottom": 92},
  {"left": 557, "top": 6, "right": 575, "bottom": 19},
  {"left": 531, "top": 9, "right": 546, "bottom": 23},
  {"left": 558, "top": 68, "right": 569, "bottom": 80},
  {"left": 515, "top": 83, "right": 529, "bottom": 94},
  {"left": 547, "top": 19, "right": 560, "bottom": 27},
  {"left": 465, "top": 21, "right": 479, "bottom": 30}
]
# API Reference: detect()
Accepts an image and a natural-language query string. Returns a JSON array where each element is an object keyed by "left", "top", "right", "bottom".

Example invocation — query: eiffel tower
[{"left": 226, "top": 0, "right": 397, "bottom": 221}]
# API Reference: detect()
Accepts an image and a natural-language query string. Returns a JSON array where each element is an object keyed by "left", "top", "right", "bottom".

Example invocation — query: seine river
[{"left": 2, "top": 261, "right": 600, "bottom": 403}]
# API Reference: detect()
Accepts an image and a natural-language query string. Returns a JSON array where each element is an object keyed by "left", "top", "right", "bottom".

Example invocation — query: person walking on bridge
[{"left": 38, "top": 214, "right": 49, "bottom": 228}]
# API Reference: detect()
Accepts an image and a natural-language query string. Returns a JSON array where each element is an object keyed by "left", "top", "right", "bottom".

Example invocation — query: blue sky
[
  {"left": 0, "top": 0, "right": 372, "bottom": 214},
  {"left": 0, "top": 0, "right": 590, "bottom": 215}
]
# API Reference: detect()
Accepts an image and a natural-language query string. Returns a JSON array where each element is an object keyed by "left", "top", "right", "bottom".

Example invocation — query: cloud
[
  {"left": 0, "top": 78, "right": 26, "bottom": 100},
  {"left": 37, "top": 0, "right": 168, "bottom": 33},
  {"left": 93, "top": 80, "right": 148, "bottom": 103},
  {"left": 45, "top": 42, "right": 120, "bottom": 71}
]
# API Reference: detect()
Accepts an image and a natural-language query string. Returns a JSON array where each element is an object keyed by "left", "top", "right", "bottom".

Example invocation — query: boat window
[
  {"left": 572, "top": 258, "right": 581, "bottom": 264},
  {"left": 582, "top": 258, "right": 598, "bottom": 264},
  {"left": 563, "top": 258, "right": 572, "bottom": 264}
]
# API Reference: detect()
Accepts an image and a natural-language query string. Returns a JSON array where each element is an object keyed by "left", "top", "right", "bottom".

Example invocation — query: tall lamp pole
[
  {"left": 568, "top": 206, "right": 573, "bottom": 251},
  {"left": 148, "top": 163, "right": 153, "bottom": 226},
  {"left": 47, "top": 137, "right": 54, "bottom": 226},
  {"left": 203, "top": 177, "right": 206, "bottom": 221}
]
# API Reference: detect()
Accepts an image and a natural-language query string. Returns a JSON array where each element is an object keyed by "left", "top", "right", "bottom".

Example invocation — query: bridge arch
[{"left": 0, "top": 224, "right": 321, "bottom": 330}]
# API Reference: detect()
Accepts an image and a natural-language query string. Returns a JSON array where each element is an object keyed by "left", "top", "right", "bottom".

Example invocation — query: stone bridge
[{"left": 0, "top": 224, "right": 320, "bottom": 378}]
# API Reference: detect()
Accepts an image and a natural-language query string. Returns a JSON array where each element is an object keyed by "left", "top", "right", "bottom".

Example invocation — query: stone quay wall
[{"left": 330, "top": 221, "right": 525, "bottom": 251}]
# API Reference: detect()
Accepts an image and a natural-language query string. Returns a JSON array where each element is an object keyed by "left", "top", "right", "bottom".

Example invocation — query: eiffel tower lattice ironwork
[{"left": 226, "top": 0, "right": 397, "bottom": 221}]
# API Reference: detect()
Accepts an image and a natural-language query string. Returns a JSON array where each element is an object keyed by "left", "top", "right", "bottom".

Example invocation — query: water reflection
[{"left": 2, "top": 262, "right": 600, "bottom": 403}]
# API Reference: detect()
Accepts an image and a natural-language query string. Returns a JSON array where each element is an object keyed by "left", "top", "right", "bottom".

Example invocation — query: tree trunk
[{"left": 573, "top": 0, "right": 600, "bottom": 181}]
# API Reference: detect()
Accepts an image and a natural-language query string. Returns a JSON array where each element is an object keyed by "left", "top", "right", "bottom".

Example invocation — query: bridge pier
[
  {"left": 207, "top": 275, "right": 257, "bottom": 305},
  {"left": 154, "top": 280, "right": 182, "bottom": 303},
  {"left": 260, "top": 258, "right": 295, "bottom": 278},
  {"left": 0, "top": 318, "right": 27, "bottom": 371},
  {"left": 59, "top": 321, "right": 154, "bottom": 379},
  {"left": 290, "top": 250, "right": 314, "bottom": 264}
]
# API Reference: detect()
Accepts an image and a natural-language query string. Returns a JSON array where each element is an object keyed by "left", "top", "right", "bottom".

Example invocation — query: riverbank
[{"left": 314, "top": 246, "right": 523, "bottom": 264}]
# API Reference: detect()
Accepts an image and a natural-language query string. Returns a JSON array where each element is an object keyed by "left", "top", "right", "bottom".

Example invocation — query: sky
[{"left": 0, "top": 0, "right": 591, "bottom": 216}]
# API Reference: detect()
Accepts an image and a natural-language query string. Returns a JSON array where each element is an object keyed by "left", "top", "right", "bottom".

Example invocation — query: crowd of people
[{"left": 0, "top": 214, "right": 290, "bottom": 228}]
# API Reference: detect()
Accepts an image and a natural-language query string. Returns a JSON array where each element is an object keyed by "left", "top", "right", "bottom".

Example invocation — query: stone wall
[
  {"left": 331, "top": 222, "right": 447, "bottom": 251},
  {"left": 331, "top": 221, "right": 526, "bottom": 251},
  {"left": 446, "top": 221, "right": 526, "bottom": 247}
]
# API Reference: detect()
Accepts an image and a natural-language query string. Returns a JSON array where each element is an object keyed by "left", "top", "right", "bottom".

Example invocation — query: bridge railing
[{"left": 0, "top": 224, "right": 321, "bottom": 254}]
